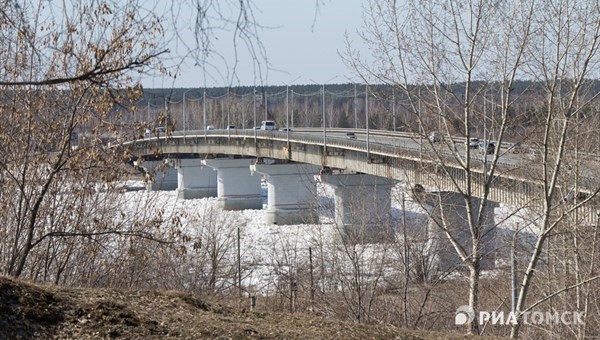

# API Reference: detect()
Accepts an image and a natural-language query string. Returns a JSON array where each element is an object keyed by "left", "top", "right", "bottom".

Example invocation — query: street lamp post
[
  {"left": 291, "top": 89, "right": 294, "bottom": 129},
  {"left": 221, "top": 97, "right": 225, "bottom": 129},
  {"left": 309, "top": 76, "right": 337, "bottom": 161},
  {"left": 354, "top": 84, "right": 358, "bottom": 129},
  {"left": 365, "top": 84, "right": 370, "bottom": 159},
  {"left": 264, "top": 90, "right": 268, "bottom": 121},
  {"left": 203, "top": 89, "right": 207, "bottom": 141},
  {"left": 322, "top": 84, "right": 326, "bottom": 155},
  {"left": 286, "top": 85, "right": 290, "bottom": 147},
  {"left": 392, "top": 87, "right": 396, "bottom": 132},
  {"left": 164, "top": 96, "right": 170, "bottom": 131},
  {"left": 282, "top": 76, "right": 301, "bottom": 151},
  {"left": 183, "top": 88, "right": 194, "bottom": 134},
  {"left": 418, "top": 87, "right": 423, "bottom": 182},
  {"left": 253, "top": 88, "right": 257, "bottom": 142}
]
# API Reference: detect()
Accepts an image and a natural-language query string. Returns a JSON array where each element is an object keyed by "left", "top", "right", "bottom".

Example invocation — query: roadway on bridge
[{"left": 169, "top": 127, "right": 531, "bottom": 168}]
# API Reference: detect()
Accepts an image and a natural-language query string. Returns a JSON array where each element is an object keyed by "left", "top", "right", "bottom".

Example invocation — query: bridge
[{"left": 121, "top": 128, "right": 599, "bottom": 269}]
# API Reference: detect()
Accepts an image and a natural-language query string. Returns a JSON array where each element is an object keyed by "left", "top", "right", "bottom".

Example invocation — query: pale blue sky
[{"left": 141, "top": 0, "right": 365, "bottom": 88}]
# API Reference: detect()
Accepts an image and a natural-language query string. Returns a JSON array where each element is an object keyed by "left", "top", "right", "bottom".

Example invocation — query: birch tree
[{"left": 344, "top": 0, "right": 600, "bottom": 336}]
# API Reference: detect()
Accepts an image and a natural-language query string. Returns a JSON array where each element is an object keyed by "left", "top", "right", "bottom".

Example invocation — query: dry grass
[{"left": 0, "top": 275, "right": 497, "bottom": 339}]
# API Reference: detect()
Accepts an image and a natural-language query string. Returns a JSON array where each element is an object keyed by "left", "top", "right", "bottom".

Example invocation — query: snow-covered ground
[{"left": 117, "top": 180, "right": 538, "bottom": 295}]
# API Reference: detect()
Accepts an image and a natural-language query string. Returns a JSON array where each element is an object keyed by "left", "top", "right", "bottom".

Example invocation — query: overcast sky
[{"left": 141, "top": 0, "right": 365, "bottom": 88}]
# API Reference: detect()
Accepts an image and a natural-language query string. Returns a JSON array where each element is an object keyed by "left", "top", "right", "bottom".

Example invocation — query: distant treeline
[
  {"left": 138, "top": 80, "right": 600, "bottom": 143},
  {"left": 141, "top": 80, "right": 600, "bottom": 103}
]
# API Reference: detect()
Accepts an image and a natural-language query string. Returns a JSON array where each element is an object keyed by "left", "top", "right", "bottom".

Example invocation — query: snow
[{"left": 116, "top": 180, "right": 538, "bottom": 295}]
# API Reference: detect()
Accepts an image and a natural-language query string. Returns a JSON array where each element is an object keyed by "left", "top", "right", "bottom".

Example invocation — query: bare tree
[
  {"left": 344, "top": 0, "right": 600, "bottom": 337},
  {"left": 184, "top": 205, "right": 244, "bottom": 293},
  {"left": 0, "top": 0, "right": 266, "bottom": 283}
]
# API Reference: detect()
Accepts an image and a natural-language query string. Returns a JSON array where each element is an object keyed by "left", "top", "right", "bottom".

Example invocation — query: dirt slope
[{"left": 0, "top": 276, "right": 487, "bottom": 339}]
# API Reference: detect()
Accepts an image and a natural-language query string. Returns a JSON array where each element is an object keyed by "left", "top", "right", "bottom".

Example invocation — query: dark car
[{"left": 479, "top": 141, "right": 495, "bottom": 155}]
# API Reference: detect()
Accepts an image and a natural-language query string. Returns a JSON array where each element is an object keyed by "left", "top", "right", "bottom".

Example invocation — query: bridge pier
[
  {"left": 251, "top": 163, "right": 321, "bottom": 225},
  {"left": 141, "top": 160, "right": 178, "bottom": 191},
  {"left": 320, "top": 173, "right": 394, "bottom": 243},
  {"left": 174, "top": 158, "right": 218, "bottom": 199},
  {"left": 202, "top": 158, "right": 262, "bottom": 210},
  {"left": 415, "top": 191, "right": 499, "bottom": 271}
]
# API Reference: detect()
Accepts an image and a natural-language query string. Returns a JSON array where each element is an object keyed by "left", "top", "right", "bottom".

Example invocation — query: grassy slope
[{"left": 0, "top": 276, "right": 492, "bottom": 339}]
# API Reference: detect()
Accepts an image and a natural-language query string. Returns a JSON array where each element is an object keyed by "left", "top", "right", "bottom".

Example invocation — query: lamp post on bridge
[
  {"left": 322, "top": 84, "right": 326, "bottom": 154},
  {"left": 182, "top": 88, "right": 194, "bottom": 134},
  {"left": 203, "top": 89, "right": 207, "bottom": 141},
  {"left": 147, "top": 99, "right": 151, "bottom": 125},
  {"left": 392, "top": 87, "right": 396, "bottom": 132},
  {"left": 354, "top": 84, "right": 358, "bottom": 129},
  {"left": 164, "top": 95, "right": 170, "bottom": 132},
  {"left": 253, "top": 87, "right": 258, "bottom": 142},
  {"left": 365, "top": 84, "right": 370, "bottom": 159},
  {"left": 283, "top": 76, "right": 301, "bottom": 151},
  {"left": 310, "top": 76, "right": 337, "bottom": 160},
  {"left": 227, "top": 88, "right": 231, "bottom": 139}
]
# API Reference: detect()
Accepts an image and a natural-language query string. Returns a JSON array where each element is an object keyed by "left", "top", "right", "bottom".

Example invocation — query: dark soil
[{"left": 0, "top": 276, "right": 493, "bottom": 339}]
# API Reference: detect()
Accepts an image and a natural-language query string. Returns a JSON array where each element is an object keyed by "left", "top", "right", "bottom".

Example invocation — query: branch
[
  {"left": 0, "top": 50, "right": 168, "bottom": 87},
  {"left": 521, "top": 274, "right": 600, "bottom": 315},
  {"left": 31, "top": 229, "right": 175, "bottom": 248}
]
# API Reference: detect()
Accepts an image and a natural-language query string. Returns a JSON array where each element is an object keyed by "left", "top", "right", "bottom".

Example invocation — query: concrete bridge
[{"left": 121, "top": 128, "right": 600, "bottom": 269}]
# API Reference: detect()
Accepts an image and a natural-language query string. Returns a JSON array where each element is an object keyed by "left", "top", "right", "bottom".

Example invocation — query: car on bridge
[
  {"left": 469, "top": 137, "right": 480, "bottom": 148},
  {"left": 479, "top": 141, "right": 495, "bottom": 155},
  {"left": 346, "top": 132, "right": 357, "bottom": 139},
  {"left": 428, "top": 131, "right": 442, "bottom": 143},
  {"left": 145, "top": 127, "right": 165, "bottom": 138},
  {"left": 260, "top": 120, "right": 277, "bottom": 130}
]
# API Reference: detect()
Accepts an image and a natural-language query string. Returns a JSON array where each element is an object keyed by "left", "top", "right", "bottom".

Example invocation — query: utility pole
[
  {"left": 253, "top": 88, "right": 257, "bottom": 142},
  {"left": 322, "top": 84, "right": 327, "bottom": 155},
  {"left": 366, "top": 84, "right": 370, "bottom": 158},
  {"left": 392, "top": 87, "right": 396, "bottom": 131},
  {"left": 203, "top": 89, "right": 207, "bottom": 140},
  {"left": 354, "top": 84, "right": 358, "bottom": 128}
]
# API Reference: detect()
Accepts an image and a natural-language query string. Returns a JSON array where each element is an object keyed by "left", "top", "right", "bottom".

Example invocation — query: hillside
[{"left": 0, "top": 276, "right": 489, "bottom": 339}]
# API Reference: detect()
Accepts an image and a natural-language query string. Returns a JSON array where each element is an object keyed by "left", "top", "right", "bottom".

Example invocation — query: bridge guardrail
[{"left": 126, "top": 129, "right": 599, "bottom": 192}]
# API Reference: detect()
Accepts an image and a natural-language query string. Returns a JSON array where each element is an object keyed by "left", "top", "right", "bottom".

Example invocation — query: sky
[{"left": 141, "top": 0, "right": 366, "bottom": 88}]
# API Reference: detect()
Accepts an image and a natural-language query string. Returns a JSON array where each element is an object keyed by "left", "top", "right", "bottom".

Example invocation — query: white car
[
  {"left": 469, "top": 138, "right": 479, "bottom": 148},
  {"left": 429, "top": 131, "right": 442, "bottom": 143},
  {"left": 260, "top": 120, "right": 277, "bottom": 130}
]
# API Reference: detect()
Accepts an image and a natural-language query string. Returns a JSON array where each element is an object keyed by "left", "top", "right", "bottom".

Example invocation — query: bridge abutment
[
  {"left": 320, "top": 173, "right": 394, "bottom": 242},
  {"left": 174, "top": 158, "right": 218, "bottom": 199},
  {"left": 202, "top": 158, "right": 262, "bottom": 210},
  {"left": 415, "top": 191, "right": 499, "bottom": 271},
  {"left": 251, "top": 163, "right": 321, "bottom": 225}
]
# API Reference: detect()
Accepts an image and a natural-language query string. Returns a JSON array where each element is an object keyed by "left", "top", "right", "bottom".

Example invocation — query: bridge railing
[{"left": 126, "top": 129, "right": 599, "bottom": 193}]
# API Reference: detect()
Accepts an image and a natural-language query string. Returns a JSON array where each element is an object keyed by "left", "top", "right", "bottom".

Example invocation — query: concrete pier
[
  {"left": 174, "top": 158, "right": 218, "bottom": 199},
  {"left": 141, "top": 160, "right": 178, "bottom": 191},
  {"left": 415, "top": 191, "right": 499, "bottom": 271},
  {"left": 202, "top": 158, "right": 262, "bottom": 210},
  {"left": 320, "top": 173, "right": 394, "bottom": 243},
  {"left": 251, "top": 163, "right": 321, "bottom": 225}
]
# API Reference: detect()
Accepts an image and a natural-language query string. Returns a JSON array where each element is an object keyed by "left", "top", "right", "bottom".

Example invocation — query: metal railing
[{"left": 123, "top": 128, "right": 600, "bottom": 193}]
